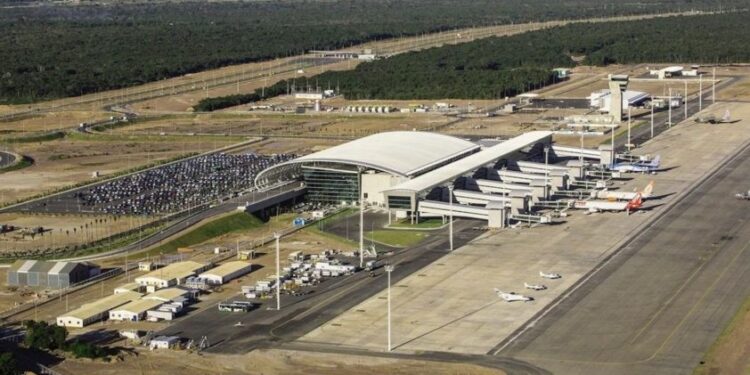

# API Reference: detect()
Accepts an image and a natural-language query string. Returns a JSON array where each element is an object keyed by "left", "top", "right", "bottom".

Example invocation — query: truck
[{"left": 735, "top": 190, "right": 750, "bottom": 200}]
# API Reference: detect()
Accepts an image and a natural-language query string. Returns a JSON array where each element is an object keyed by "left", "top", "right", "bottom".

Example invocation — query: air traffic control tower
[{"left": 608, "top": 74, "right": 629, "bottom": 123}]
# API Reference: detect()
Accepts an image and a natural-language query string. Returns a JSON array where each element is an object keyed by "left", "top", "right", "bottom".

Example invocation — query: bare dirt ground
[
  {"left": 0, "top": 213, "right": 153, "bottom": 253},
  {"left": 0, "top": 135, "right": 239, "bottom": 205},
  {"left": 109, "top": 111, "right": 455, "bottom": 138},
  {"left": 0, "top": 111, "right": 114, "bottom": 136},
  {"left": 133, "top": 60, "right": 359, "bottom": 113},
  {"left": 0, "top": 269, "right": 30, "bottom": 311},
  {"left": 56, "top": 348, "right": 506, "bottom": 375},
  {"left": 242, "top": 137, "right": 344, "bottom": 155},
  {"left": 693, "top": 297, "right": 750, "bottom": 375}
]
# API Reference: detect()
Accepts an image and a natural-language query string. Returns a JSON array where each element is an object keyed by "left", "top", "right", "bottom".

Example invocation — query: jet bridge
[
  {"left": 417, "top": 200, "right": 550, "bottom": 228},
  {"left": 452, "top": 189, "right": 528, "bottom": 213},
  {"left": 473, "top": 179, "right": 535, "bottom": 195},
  {"left": 418, "top": 200, "right": 490, "bottom": 221}
]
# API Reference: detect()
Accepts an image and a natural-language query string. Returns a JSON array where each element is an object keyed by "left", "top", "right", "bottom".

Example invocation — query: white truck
[{"left": 736, "top": 190, "right": 750, "bottom": 200}]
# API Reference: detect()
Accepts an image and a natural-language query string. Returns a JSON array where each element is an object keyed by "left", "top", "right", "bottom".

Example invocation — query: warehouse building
[
  {"left": 114, "top": 282, "right": 144, "bottom": 294},
  {"left": 56, "top": 291, "right": 142, "bottom": 328},
  {"left": 7, "top": 260, "right": 100, "bottom": 289},
  {"left": 109, "top": 299, "right": 165, "bottom": 322},
  {"left": 142, "top": 287, "right": 195, "bottom": 303},
  {"left": 198, "top": 261, "right": 253, "bottom": 285},
  {"left": 135, "top": 261, "right": 208, "bottom": 291}
]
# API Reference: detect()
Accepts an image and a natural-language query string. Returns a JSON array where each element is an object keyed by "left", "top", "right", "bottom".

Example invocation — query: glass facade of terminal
[{"left": 302, "top": 164, "right": 359, "bottom": 204}]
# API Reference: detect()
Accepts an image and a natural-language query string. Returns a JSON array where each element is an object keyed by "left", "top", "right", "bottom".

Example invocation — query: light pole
[
  {"left": 712, "top": 67, "right": 716, "bottom": 103},
  {"left": 684, "top": 80, "right": 688, "bottom": 120},
  {"left": 668, "top": 87, "right": 673, "bottom": 128},
  {"left": 359, "top": 167, "right": 365, "bottom": 268},
  {"left": 543, "top": 146, "right": 550, "bottom": 199},
  {"left": 699, "top": 73, "right": 703, "bottom": 112},
  {"left": 448, "top": 185, "right": 454, "bottom": 252},
  {"left": 385, "top": 264, "right": 395, "bottom": 352},
  {"left": 274, "top": 232, "right": 281, "bottom": 310},
  {"left": 650, "top": 98, "right": 655, "bottom": 139},
  {"left": 627, "top": 106, "right": 632, "bottom": 151}
]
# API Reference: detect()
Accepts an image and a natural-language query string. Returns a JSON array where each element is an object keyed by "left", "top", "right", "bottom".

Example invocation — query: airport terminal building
[
  {"left": 255, "top": 131, "right": 553, "bottom": 218},
  {"left": 254, "top": 131, "right": 483, "bottom": 205}
]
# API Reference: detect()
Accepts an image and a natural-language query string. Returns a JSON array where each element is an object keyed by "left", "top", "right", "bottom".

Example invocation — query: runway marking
[
  {"left": 641, "top": 239, "right": 750, "bottom": 363},
  {"left": 513, "top": 236, "right": 750, "bottom": 367},
  {"left": 628, "top": 247, "right": 718, "bottom": 344},
  {"left": 494, "top": 138, "right": 750, "bottom": 359}
]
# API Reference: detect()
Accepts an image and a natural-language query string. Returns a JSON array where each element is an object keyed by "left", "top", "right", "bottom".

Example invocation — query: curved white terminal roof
[{"left": 257, "top": 132, "right": 479, "bottom": 183}]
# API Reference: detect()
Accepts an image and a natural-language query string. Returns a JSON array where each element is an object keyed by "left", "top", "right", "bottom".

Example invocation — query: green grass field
[
  {"left": 0, "top": 155, "right": 33, "bottom": 174},
  {"left": 365, "top": 230, "right": 430, "bottom": 248},
  {"left": 144, "top": 212, "right": 264, "bottom": 256},
  {"left": 389, "top": 218, "right": 445, "bottom": 229}
]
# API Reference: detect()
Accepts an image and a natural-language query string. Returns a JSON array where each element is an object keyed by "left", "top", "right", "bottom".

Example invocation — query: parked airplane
[
  {"left": 573, "top": 194, "right": 643, "bottom": 213},
  {"left": 590, "top": 181, "right": 654, "bottom": 201},
  {"left": 539, "top": 271, "right": 562, "bottom": 279},
  {"left": 524, "top": 282, "right": 547, "bottom": 290},
  {"left": 610, "top": 155, "right": 661, "bottom": 173},
  {"left": 695, "top": 109, "right": 732, "bottom": 124},
  {"left": 494, "top": 288, "right": 534, "bottom": 302}
]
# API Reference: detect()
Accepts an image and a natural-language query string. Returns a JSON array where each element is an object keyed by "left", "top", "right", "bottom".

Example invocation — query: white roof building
[
  {"left": 135, "top": 261, "right": 208, "bottom": 289},
  {"left": 199, "top": 261, "right": 253, "bottom": 285},
  {"left": 142, "top": 287, "right": 193, "bottom": 302},
  {"left": 57, "top": 291, "right": 142, "bottom": 328},
  {"left": 254, "top": 131, "right": 481, "bottom": 205},
  {"left": 109, "top": 299, "right": 165, "bottom": 321},
  {"left": 589, "top": 89, "right": 650, "bottom": 113}
]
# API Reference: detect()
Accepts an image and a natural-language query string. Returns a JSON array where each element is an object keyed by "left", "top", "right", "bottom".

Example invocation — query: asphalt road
[
  {"left": 498, "top": 141, "right": 750, "bottom": 374},
  {"left": 158, "top": 218, "right": 484, "bottom": 354},
  {"left": 0, "top": 151, "right": 16, "bottom": 168}
]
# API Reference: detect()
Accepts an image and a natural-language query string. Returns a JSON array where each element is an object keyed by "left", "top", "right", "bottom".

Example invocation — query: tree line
[
  {"left": 230, "top": 12, "right": 749, "bottom": 102},
  {"left": 0, "top": 0, "right": 744, "bottom": 104}
]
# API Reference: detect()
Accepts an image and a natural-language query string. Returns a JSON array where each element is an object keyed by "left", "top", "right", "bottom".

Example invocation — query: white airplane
[
  {"left": 610, "top": 155, "right": 661, "bottom": 174},
  {"left": 590, "top": 181, "right": 654, "bottom": 201},
  {"left": 539, "top": 271, "right": 561, "bottom": 279},
  {"left": 573, "top": 194, "right": 643, "bottom": 213},
  {"left": 494, "top": 288, "right": 534, "bottom": 302},
  {"left": 524, "top": 282, "right": 547, "bottom": 291}
]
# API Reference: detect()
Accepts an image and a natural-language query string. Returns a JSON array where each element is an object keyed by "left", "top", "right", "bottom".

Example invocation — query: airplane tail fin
[
  {"left": 641, "top": 181, "right": 654, "bottom": 198},
  {"left": 627, "top": 193, "right": 643, "bottom": 210},
  {"left": 649, "top": 155, "right": 661, "bottom": 168}
]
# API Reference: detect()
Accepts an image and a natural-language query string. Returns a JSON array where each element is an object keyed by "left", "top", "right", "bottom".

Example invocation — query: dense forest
[
  {"left": 0, "top": 0, "right": 744, "bottom": 104},
  {"left": 254, "top": 12, "right": 750, "bottom": 102}
]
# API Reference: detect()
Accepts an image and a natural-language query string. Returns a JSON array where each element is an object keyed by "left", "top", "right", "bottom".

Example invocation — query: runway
[{"left": 500, "top": 141, "right": 750, "bottom": 374}]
